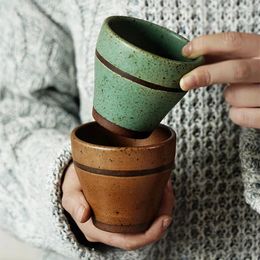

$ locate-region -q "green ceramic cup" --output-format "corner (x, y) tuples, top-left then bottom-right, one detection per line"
(93, 16), (204, 138)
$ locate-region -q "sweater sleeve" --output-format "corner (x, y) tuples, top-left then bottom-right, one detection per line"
(0, 1), (152, 259)
(0, 0), (83, 258)
(240, 127), (260, 214)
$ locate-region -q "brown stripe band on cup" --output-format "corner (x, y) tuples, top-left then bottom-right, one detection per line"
(92, 108), (151, 139)
(74, 160), (174, 177)
(93, 218), (150, 233)
(95, 50), (184, 93)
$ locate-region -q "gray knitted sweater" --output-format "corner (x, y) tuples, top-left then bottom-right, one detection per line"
(1, 0), (260, 259)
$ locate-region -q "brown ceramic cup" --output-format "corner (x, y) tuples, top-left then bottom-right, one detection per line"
(71, 121), (176, 233)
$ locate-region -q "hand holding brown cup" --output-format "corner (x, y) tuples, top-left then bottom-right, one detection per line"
(62, 161), (175, 250)
(70, 122), (176, 234)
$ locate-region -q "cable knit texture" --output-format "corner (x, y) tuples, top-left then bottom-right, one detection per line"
(0, 0), (260, 259)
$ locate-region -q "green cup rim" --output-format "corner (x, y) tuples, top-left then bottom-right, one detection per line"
(104, 15), (204, 66)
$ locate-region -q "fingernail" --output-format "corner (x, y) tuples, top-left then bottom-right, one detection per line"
(180, 74), (196, 90)
(182, 43), (192, 57)
(77, 205), (86, 222)
(162, 217), (172, 230)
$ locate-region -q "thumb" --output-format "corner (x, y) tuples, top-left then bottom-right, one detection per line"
(62, 190), (91, 223)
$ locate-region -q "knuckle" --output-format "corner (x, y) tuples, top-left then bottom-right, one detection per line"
(123, 241), (136, 251)
(223, 32), (243, 49)
(224, 86), (235, 104)
(234, 61), (251, 81)
(231, 109), (248, 125)
(120, 236), (140, 251)
(84, 234), (96, 242)
(61, 195), (78, 218)
(195, 68), (211, 86)
(61, 196), (70, 210)
(192, 36), (208, 52)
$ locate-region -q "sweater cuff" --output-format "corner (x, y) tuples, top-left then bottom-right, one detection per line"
(240, 128), (260, 214)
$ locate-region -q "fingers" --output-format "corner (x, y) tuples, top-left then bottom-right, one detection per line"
(224, 84), (260, 128)
(182, 32), (260, 59)
(224, 84), (260, 107)
(78, 178), (174, 250)
(180, 59), (260, 90)
(157, 178), (175, 216)
(65, 166), (174, 250)
(62, 163), (81, 192)
(79, 215), (172, 251)
(62, 190), (91, 223)
(180, 32), (260, 129)
(62, 163), (91, 223)
(229, 107), (260, 129)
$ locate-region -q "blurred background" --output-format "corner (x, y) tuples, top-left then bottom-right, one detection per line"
(0, 229), (44, 260)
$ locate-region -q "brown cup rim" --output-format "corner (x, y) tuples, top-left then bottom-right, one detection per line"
(71, 121), (175, 151)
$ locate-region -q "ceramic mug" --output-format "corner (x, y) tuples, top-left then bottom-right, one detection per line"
(71, 121), (176, 233)
(93, 16), (204, 138)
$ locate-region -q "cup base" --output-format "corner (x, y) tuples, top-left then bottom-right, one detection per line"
(92, 108), (152, 139)
(93, 218), (151, 233)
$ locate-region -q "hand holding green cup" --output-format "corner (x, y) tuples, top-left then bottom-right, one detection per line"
(93, 16), (204, 138)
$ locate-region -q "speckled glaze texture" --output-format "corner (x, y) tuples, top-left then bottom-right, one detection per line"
(71, 122), (176, 233)
(93, 16), (204, 135)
